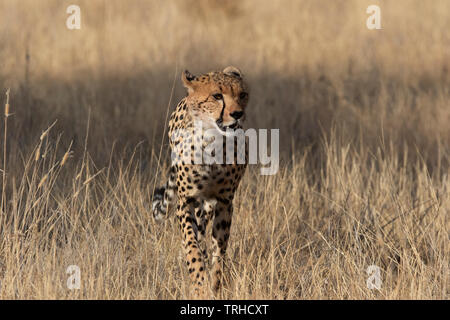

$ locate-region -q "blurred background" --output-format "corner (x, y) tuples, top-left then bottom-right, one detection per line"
(1, 0), (449, 172)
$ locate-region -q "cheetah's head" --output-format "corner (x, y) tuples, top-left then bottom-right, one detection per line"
(182, 66), (249, 133)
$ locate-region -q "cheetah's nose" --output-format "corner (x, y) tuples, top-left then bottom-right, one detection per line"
(230, 111), (244, 120)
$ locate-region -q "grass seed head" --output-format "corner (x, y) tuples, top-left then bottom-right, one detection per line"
(37, 174), (49, 189)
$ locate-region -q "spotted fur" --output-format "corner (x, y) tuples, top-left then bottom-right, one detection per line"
(152, 66), (249, 297)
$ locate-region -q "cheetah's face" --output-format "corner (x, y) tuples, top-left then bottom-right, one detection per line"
(182, 66), (249, 132)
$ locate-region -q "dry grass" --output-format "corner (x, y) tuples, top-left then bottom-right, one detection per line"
(0, 0), (448, 299)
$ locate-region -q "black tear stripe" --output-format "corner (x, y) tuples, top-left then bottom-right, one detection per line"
(217, 85), (226, 124)
(218, 97), (226, 125)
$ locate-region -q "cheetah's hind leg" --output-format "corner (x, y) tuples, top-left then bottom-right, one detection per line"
(152, 166), (177, 222)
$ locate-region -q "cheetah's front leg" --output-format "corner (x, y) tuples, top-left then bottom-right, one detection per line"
(177, 197), (208, 298)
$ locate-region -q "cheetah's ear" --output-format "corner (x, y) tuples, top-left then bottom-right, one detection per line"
(223, 66), (242, 79)
(181, 70), (196, 94)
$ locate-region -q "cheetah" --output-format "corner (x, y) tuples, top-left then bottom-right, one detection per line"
(152, 66), (249, 297)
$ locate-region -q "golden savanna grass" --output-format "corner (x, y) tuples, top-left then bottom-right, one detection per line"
(0, 0), (448, 299)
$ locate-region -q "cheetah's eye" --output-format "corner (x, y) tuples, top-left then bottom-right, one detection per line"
(239, 92), (248, 100)
(212, 93), (223, 100)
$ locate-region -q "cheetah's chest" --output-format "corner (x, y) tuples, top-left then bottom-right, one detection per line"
(168, 98), (247, 199)
(176, 162), (246, 199)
